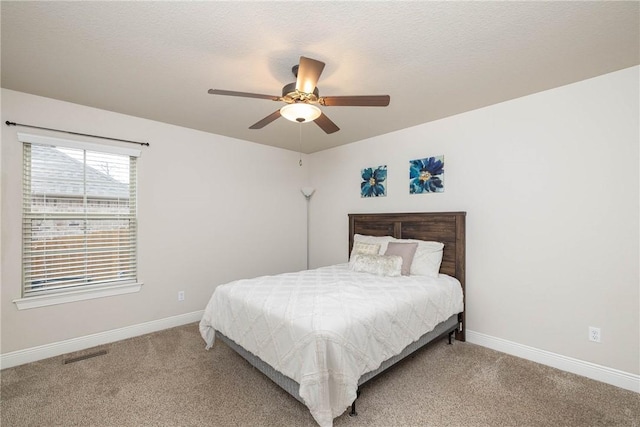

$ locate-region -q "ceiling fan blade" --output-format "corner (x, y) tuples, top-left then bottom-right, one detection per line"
(314, 112), (340, 134)
(320, 95), (390, 107)
(296, 57), (325, 94)
(249, 110), (282, 129)
(208, 89), (280, 101)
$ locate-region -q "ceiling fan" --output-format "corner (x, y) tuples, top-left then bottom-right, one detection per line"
(208, 56), (390, 134)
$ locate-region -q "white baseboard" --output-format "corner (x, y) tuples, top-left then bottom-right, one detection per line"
(1, 310), (204, 370)
(466, 330), (639, 393)
(3, 318), (637, 394)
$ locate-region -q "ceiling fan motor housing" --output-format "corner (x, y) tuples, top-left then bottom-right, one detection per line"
(282, 82), (319, 103)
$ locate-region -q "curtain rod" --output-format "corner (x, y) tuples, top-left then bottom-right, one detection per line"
(5, 121), (150, 147)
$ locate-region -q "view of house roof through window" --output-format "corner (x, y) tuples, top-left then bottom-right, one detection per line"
(22, 142), (138, 298)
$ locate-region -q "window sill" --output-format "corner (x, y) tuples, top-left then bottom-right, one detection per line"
(13, 282), (143, 310)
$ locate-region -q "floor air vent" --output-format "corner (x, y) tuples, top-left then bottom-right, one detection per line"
(63, 349), (108, 364)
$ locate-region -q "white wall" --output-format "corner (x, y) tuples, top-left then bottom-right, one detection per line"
(307, 66), (639, 375)
(2, 66), (638, 380)
(1, 89), (309, 354)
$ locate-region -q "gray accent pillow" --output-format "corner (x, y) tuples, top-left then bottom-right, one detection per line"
(384, 242), (418, 276)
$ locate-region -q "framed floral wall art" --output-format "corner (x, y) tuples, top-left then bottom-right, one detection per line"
(361, 165), (387, 198)
(409, 156), (444, 194)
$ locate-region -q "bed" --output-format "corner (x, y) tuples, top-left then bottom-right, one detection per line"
(200, 211), (466, 427)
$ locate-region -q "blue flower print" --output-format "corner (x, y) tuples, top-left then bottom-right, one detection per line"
(361, 166), (387, 197)
(410, 156), (444, 194)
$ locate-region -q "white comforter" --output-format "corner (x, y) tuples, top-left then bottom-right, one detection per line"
(199, 264), (463, 427)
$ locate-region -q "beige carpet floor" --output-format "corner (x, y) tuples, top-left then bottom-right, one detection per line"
(1, 323), (638, 427)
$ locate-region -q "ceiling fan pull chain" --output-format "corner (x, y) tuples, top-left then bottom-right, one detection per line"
(299, 122), (303, 166)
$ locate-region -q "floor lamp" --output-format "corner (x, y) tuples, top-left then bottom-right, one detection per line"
(301, 187), (315, 270)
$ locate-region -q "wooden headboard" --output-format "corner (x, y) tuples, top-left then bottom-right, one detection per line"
(348, 211), (466, 340)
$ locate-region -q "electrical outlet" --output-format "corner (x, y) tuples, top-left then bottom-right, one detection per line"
(589, 326), (601, 343)
(178, 291), (185, 302)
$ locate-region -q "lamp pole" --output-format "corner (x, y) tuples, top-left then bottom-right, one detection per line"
(301, 187), (315, 270)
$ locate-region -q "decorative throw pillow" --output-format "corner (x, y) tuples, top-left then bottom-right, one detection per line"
(353, 235), (444, 276)
(390, 239), (444, 277)
(351, 241), (381, 256)
(350, 254), (402, 277)
(384, 242), (418, 276)
(349, 241), (382, 266)
(353, 234), (394, 254)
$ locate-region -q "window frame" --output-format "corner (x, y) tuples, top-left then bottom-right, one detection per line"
(14, 133), (143, 310)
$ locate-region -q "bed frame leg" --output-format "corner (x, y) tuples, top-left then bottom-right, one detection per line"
(349, 389), (361, 417)
(448, 330), (455, 345)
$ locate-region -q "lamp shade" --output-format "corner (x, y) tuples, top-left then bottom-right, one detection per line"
(280, 103), (321, 123)
(301, 187), (316, 198)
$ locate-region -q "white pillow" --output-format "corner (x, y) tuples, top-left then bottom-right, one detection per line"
(350, 254), (402, 277)
(390, 238), (444, 277)
(353, 234), (394, 254)
(353, 234), (444, 277)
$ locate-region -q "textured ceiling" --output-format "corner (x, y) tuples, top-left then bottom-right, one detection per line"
(2, 1), (638, 153)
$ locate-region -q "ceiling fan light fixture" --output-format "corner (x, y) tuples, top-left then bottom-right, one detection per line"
(280, 103), (321, 123)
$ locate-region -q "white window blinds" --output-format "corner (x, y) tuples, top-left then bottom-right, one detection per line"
(20, 133), (140, 297)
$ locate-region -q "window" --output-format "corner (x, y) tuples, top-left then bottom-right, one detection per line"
(16, 133), (141, 309)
